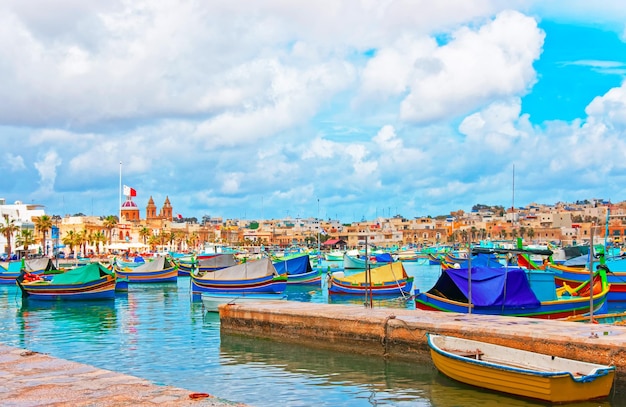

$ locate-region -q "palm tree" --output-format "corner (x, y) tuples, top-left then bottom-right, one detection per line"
(91, 231), (107, 255)
(34, 215), (53, 255)
(15, 229), (36, 258)
(139, 227), (151, 245)
(62, 230), (79, 257)
(148, 234), (159, 252)
(76, 229), (89, 257)
(103, 215), (118, 244)
(0, 216), (20, 256)
(187, 232), (199, 252)
(167, 231), (176, 250)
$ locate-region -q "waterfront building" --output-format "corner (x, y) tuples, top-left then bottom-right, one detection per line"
(0, 198), (46, 256)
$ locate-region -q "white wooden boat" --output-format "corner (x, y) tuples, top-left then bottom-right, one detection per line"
(201, 292), (287, 312)
(427, 333), (615, 403)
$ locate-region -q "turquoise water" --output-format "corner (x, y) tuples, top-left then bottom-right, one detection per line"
(0, 263), (625, 406)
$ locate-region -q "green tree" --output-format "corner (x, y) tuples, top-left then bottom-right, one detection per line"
(34, 215), (53, 254)
(103, 215), (118, 244)
(91, 231), (107, 255)
(0, 216), (20, 256)
(139, 227), (151, 245)
(15, 229), (36, 258)
(62, 230), (79, 257)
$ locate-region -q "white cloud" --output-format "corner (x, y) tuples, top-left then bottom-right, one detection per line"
(220, 173), (243, 195)
(459, 98), (530, 153)
(399, 10), (544, 123)
(4, 2), (626, 221)
(4, 153), (26, 172)
(585, 81), (626, 129)
(33, 150), (62, 195)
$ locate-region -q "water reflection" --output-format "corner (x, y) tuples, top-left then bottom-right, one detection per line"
(16, 299), (118, 350)
(430, 373), (614, 407)
(219, 332), (430, 406)
(219, 333), (622, 407)
(0, 268), (624, 407)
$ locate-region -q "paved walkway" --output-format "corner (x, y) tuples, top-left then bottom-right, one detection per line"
(0, 344), (244, 406)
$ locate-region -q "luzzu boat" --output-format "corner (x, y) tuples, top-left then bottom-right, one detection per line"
(550, 262), (626, 302)
(115, 255), (178, 283)
(177, 253), (238, 276)
(190, 258), (287, 298)
(328, 261), (413, 296)
(16, 262), (117, 301)
(0, 258), (62, 284)
(342, 252), (392, 270)
(273, 254), (322, 285)
(415, 264), (609, 319)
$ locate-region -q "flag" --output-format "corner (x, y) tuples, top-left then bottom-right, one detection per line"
(177, 214), (183, 219)
(123, 185), (137, 197)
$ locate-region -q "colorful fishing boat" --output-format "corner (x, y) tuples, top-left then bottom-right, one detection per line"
(115, 255), (178, 283)
(328, 261), (413, 296)
(16, 262), (117, 301)
(0, 258), (61, 284)
(426, 253), (442, 265)
(190, 258), (287, 297)
(395, 250), (419, 262)
(415, 265), (609, 319)
(550, 263), (626, 302)
(273, 254), (322, 285)
(342, 253), (392, 269)
(177, 253), (238, 276)
(324, 250), (344, 261)
(201, 292), (287, 312)
(427, 333), (615, 403)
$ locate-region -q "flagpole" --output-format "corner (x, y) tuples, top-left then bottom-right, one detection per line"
(119, 161), (122, 221)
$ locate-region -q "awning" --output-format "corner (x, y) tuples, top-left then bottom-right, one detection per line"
(105, 242), (149, 250)
(15, 245), (38, 251)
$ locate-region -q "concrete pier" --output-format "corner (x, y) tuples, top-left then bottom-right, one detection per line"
(220, 301), (626, 381)
(0, 344), (243, 406)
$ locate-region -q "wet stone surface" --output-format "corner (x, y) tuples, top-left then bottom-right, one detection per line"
(0, 344), (245, 406)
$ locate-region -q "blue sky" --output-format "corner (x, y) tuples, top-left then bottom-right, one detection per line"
(2, 1), (626, 223)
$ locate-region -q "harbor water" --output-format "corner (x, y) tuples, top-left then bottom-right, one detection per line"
(0, 262), (625, 406)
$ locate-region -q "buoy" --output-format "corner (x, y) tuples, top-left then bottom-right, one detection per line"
(189, 393), (212, 399)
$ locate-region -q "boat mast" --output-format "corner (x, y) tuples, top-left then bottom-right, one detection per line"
(317, 198), (320, 259)
(512, 164), (515, 227)
(467, 233), (472, 315)
(589, 225), (595, 322)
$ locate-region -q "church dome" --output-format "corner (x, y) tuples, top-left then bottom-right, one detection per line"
(121, 200), (138, 209)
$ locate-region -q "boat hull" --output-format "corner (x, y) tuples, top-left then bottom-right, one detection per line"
(286, 269), (323, 285)
(428, 334), (615, 403)
(17, 276), (116, 301)
(191, 274), (287, 296)
(415, 289), (608, 318)
(329, 277), (413, 295)
(551, 263), (626, 302)
(115, 267), (178, 283)
(328, 262), (414, 296)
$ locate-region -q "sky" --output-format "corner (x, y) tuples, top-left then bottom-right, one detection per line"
(2, 1), (626, 223)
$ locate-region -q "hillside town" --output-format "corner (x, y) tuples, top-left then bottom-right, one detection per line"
(1, 195), (626, 259)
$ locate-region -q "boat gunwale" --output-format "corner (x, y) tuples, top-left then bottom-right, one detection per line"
(427, 333), (615, 383)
